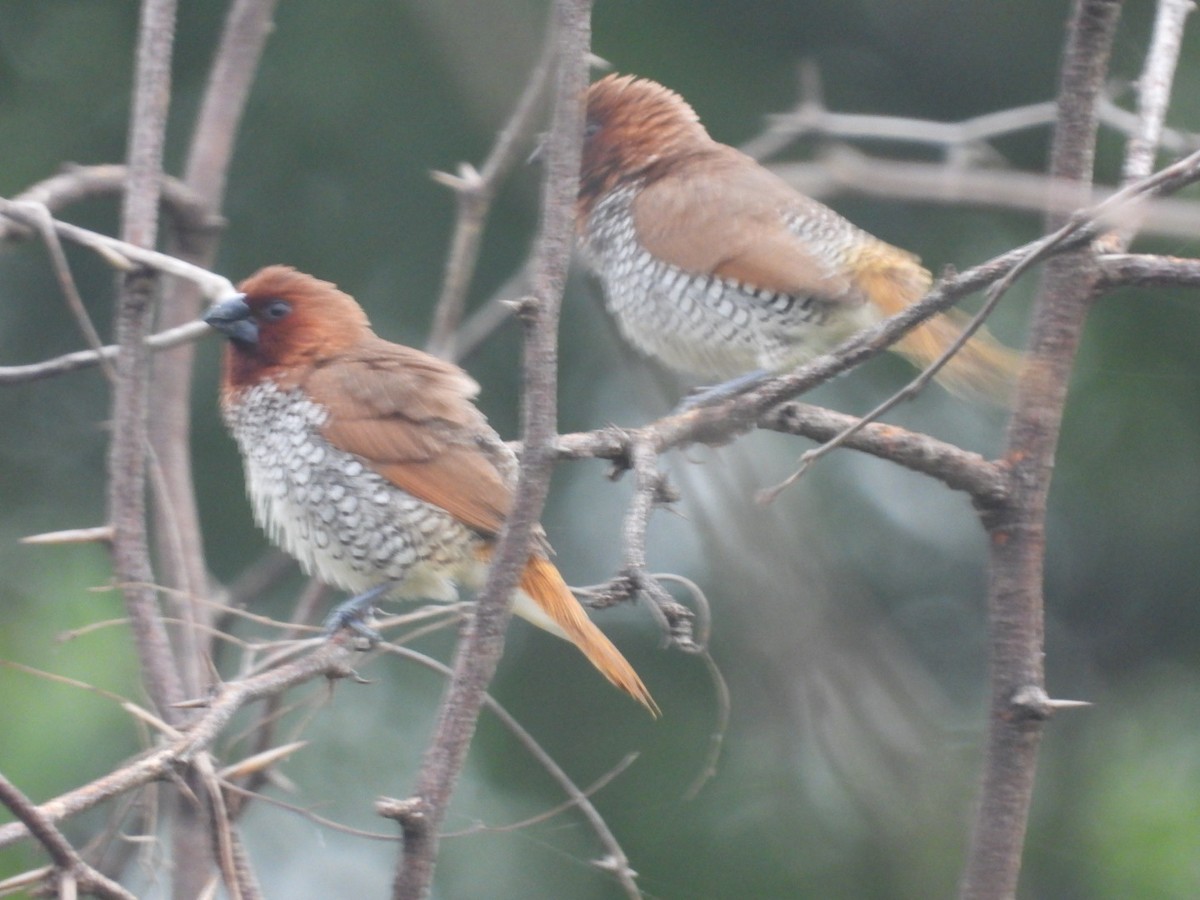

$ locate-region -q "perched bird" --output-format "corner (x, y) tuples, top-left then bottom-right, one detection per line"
(204, 265), (657, 714)
(577, 73), (1018, 402)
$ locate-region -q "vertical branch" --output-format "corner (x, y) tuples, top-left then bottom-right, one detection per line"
(1120, 0), (1191, 186)
(150, 0), (279, 696)
(110, 0), (184, 720)
(151, 5), (277, 895)
(960, 2), (1123, 898)
(110, 4), (245, 898)
(1099, 0), (1192, 250)
(391, 2), (592, 898)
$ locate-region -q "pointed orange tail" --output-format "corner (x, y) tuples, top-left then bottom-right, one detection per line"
(513, 554), (659, 716)
(853, 246), (1022, 402)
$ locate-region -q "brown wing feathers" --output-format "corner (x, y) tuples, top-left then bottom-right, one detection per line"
(301, 331), (656, 712)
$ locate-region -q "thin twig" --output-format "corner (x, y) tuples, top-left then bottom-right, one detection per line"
(426, 32), (557, 358)
(771, 148), (1200, 239)
(384, 645), (641, 899)
(758, 402), (1009, 504)
(0, 199), (235, 297)
(0, 640), (356, 851)
(0, 318), (212, 385)
(1099, 0), (1194, 250)
(742, 58), (1198, 162)
(444, 755), (640, 837)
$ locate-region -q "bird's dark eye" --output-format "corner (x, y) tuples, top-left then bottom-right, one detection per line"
(262, 300), (291, 321)
(584, 118), (601, 139)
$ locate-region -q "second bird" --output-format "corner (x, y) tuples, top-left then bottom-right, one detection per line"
(576, 74), (1017, 400)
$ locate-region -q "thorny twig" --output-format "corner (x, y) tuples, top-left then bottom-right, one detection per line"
(0, 640), (357, 850)
(961, 1), (1124, 897)
(0, 772), (136, 900)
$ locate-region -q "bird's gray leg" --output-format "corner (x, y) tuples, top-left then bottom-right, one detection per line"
(323, 582), (395, 643)
(676, 369), (772, 412)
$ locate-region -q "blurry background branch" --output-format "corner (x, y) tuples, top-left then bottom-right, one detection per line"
(741, 58), (1200, 162)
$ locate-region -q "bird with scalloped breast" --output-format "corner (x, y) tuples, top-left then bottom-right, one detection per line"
(576, 73), (1019, 404)
(203, 265), (657, 714)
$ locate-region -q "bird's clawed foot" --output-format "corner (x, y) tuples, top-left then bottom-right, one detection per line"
(323, 582), (394, 645)
(675, 369), (772, 413)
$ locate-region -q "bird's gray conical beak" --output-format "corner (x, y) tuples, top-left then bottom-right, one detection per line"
(203, 294), (257, 346)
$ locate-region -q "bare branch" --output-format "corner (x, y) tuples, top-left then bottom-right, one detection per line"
(148, 0), (280, 697)
(0, 198), (235, 298)
(617, 440), (693, 649)
(0, 163), (220, 242)
(109, 0), (184, 722)
(0, 640), (356, 851)
(960, 2), (1124, 897)
(1119, 0), (1193, 186)
(744, 58), (1198, 162)
(393, 4), (592, 897)
(1099, 0), (1194, 250)
(0, 772), (136, 900)
(773, 148), (1200, 240)
(759, 402), (1009, 504)
(1097, 251), (1200, 286)
(183, 0), (279, 203)
(426, 34), (557, 358)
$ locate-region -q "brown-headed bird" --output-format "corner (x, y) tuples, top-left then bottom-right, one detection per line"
(204, 265), (657, 714)
(577, 73), (1018, 403)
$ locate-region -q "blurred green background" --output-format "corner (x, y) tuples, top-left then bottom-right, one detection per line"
(2, 1), (1199, 897)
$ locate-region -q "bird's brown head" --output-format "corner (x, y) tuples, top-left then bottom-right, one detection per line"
(204, 265), (371, 392)
(578, 74), (712, 221)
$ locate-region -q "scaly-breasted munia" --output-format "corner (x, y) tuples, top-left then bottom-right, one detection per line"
(577, 73), (1017, 400)
(204, 265), (656, 713)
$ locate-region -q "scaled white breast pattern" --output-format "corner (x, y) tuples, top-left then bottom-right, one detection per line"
(581, 184), (878, 378)
(224, 381), (483, 603)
